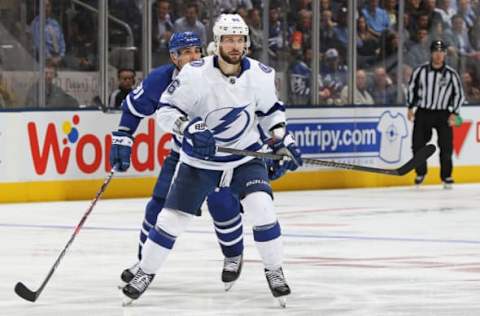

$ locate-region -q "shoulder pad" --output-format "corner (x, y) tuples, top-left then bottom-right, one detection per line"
(190, 59), (205, 67)
(258, 62), (272, 73)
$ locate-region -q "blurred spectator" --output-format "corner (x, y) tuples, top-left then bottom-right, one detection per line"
(290, 0), (312, 17)
(406, 0), (422, 20)
(462, 69), (480, 103)
(215, 0), (253, 14)
(64, 12), (97, 70)
(152, 0), (174, 66)
(406, 28), (430, 67)
(320, 0), (332, 11)
(369, 66), (397, 105)
(402, 12), (414, 47)
(435, 0), (456, 27)
(268, 6), (286, 61)
(174, 2), (207, 45)
(357, 15), (380, 67)
(333, 5), (348, 48)
(449, 14), (480, 62)
(458, 0), (477, 28)
(30, 0), (66, 66)
(109, 0), (142, 45)
(361, 0), (390, 37)
(421, 0), (444, 28)
(340, 69), (374, 105)
(469, 16), (480, 50)
(382, 0), (398, 29)
(0, 71), (16, 108)
(430, 19), (453, 42)
(319, 48), (347, 105)
(25, 60), (79, 108)
(319, 10), (338, 53)
(236, 4), (249, 21)
(289, 46), (312, 105)
(289, 9), (312, 53)
(398, 64), (413, 103)
(378, 31), (406, 75)
(246, 7), (264, 60)
(415, 13), (431, 32)
(108, 68), (136, 110)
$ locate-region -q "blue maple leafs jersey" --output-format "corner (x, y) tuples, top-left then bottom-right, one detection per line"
(119, 63), (182, 150)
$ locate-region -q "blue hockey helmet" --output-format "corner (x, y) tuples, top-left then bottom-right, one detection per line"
(168, 32), (202, 54)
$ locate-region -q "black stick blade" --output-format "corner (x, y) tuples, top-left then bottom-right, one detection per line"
(396, 144), (436, 176)
(15, 282), (38, 302)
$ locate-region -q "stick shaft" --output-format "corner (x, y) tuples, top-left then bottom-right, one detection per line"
(217, 144), (435, 176)
(14, 167), (116, 302)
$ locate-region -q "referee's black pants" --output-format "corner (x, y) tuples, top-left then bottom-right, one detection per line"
(412, 108), (453, 180)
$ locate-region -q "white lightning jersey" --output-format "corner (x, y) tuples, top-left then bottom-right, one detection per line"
(157, 55), (286, 170)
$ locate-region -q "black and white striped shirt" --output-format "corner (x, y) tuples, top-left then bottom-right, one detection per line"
(407, 62), (464, 114)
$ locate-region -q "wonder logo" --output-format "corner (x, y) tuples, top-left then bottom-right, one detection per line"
(27, 116), (171, 175)
(62, 115), (80, 143)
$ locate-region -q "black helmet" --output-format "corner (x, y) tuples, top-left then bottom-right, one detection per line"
(430, 40), (447, 52)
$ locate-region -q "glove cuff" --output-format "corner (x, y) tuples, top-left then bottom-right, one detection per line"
(112, 131), (134, 146)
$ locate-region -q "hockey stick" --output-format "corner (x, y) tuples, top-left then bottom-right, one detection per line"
(217, 144), (436, 176)
(14, 166), (118, 302)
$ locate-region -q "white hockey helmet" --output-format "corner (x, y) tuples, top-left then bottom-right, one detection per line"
(213, 14), (250, 56)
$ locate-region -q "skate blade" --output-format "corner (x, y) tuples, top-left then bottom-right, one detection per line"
(277, 296), (287, 308)
(117, 280), (128, 290)
(224, 281), (235, 292)
(122, 296), (135, 307)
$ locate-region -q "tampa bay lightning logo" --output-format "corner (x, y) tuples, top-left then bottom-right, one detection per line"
(206, 105), (251, 142)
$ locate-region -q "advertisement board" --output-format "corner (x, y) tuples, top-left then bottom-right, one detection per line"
(1, 106), (479, 202)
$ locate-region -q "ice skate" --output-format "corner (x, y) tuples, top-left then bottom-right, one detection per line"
(414, 175), (425, 188)
(265, 267), (290, 308)
(119, 262), (140, 286)
(222, 254), (243, 291)
(121, 267), (154, 306)
(443, 177), (454, 189)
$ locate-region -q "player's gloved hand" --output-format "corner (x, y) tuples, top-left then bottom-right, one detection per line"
(270, 133), (303, 171)
(265, 158), (288, 180)
(110, 131), (134, 171)
(183, 117), (217, 160)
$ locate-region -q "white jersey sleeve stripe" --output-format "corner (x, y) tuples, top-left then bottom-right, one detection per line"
(126, 95), (149, 118)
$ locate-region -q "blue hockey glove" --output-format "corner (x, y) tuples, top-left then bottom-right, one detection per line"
(265, 158), (288, 180)
(110, 131), (134, 171)
(270, 133), (303, 171)
(183, 117), (216, 160)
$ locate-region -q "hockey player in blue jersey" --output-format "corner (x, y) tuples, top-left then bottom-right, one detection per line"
(122, 15), (303, 308)
(110, 32), (260, 291)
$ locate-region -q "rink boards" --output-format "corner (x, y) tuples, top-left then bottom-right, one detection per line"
(1, 106), (479, 202)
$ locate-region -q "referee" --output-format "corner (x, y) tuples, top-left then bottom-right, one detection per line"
(406, 40), (465, 189)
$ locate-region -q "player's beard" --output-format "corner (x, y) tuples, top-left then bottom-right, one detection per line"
(219, 46), (242, 65)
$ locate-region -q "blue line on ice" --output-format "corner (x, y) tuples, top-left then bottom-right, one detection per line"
(1, 222), (479, 245)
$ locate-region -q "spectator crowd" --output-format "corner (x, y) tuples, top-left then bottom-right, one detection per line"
(1, 0), (480, 108)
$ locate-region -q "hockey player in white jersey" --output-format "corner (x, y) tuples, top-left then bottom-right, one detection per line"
(110, 32), (253, 291)
(122, 14), (303, 308)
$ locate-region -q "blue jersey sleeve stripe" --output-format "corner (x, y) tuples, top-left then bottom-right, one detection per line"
(255, 102), (285, 117)
(158, 102), (189, 116)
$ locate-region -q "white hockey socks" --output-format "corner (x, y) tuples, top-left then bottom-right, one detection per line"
(140, 208), (193, 274)
(242, 192), (284, 270)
